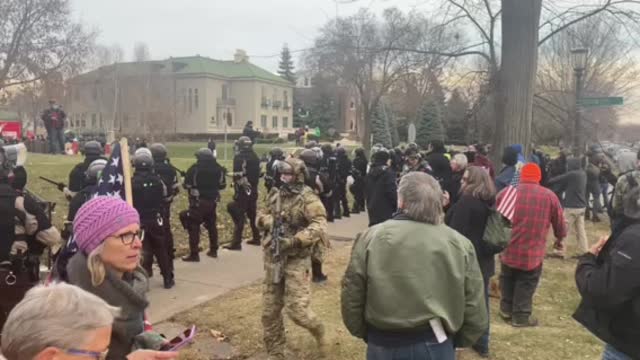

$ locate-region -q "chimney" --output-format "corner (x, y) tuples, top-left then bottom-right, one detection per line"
(234, 49), (249, 63)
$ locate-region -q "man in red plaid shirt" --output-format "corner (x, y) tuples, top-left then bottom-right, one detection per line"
(499, 163), (567, 327)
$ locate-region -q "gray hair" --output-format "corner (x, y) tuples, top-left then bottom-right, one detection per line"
(398, 172), (443, 224)
(452, 153), (468, 169)
(1, 283), (120, 360)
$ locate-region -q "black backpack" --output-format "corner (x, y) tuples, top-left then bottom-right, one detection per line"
(0, 184), (17, 264)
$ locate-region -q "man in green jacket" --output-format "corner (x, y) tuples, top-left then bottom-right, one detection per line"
(341, 172), (488, 360)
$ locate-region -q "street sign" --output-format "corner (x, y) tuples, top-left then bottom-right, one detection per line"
(408, 123), (416, 143)
(578, 97), (623, 108)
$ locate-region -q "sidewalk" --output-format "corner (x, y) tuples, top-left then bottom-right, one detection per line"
(147, 212), (368, 323)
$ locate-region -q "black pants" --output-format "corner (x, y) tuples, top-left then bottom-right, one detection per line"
(161, 203), (174, 267)
(499, 264), (542, 321)
(227, 192), (259, 247)
(180, 198), (218, 255)
(334, 181), (349, 218)
(142, 220), (172, 279)
(350, 178), (365, 211)
(322, 194), (334, 222)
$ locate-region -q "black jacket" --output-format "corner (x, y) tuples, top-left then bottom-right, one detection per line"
(233, 150), (261, 188)
(153, 161), (179, 202)
(445, 194), (495, 280)
(573, 222), (640, 359)
(336, 155), (352, 184)
(425, 152), (452, 190)
(365, 165), (397, 227)
(447, 170), (464, 206)
(548, 158), (587, 209)
(352, 155), (368, 179)
(132, 170), (165, 224)
(184, 159), (223, 201)
(68, 155), (105, 192)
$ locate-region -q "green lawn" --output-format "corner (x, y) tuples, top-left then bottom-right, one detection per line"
(23, 142), (302, 257)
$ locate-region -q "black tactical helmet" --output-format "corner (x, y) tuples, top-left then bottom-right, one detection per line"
(195, 148), (215, 161)
(321, 144), (333, 155)
(237, 136), (253, 151)
(83, 140), (103, 157)
(85, 159), (108, 183)
(305, 140), (318, 149)
(150, 143), (168, 161)
(270, 147), (284, 159)
(299, 149), (319, 166)
(336, 147), (347, 156)
(354, 147), (365, 157)
(407, 142), (419, 151)
(133, 148), (154, 169)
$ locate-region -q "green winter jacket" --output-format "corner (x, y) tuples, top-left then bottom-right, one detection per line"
(340, 215), (488, 347)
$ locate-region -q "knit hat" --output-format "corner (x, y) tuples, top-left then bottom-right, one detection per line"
(520, 163), (542, 183)
(73, 196), (140, 254)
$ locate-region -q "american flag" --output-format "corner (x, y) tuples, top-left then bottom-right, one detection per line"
(497, 185), (517, 222)
(94, 142), (125, 200)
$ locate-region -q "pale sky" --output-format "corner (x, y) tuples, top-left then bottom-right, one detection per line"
(71, 0), (429, 72)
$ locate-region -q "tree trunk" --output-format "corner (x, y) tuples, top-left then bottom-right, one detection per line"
(362, 104), (372, 149)
(493, 0), (542, 161)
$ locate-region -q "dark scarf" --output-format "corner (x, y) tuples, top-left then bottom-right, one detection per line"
(67, 252), (149, 359)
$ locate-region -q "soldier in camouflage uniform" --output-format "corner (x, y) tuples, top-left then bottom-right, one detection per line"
(611, 150), (640, 231)
(257, 158), (328, 360)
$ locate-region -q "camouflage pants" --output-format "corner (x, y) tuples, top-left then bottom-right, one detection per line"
(262, 256), (325, 360)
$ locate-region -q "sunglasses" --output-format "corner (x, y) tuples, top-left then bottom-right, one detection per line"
(63, 348), (109, 360)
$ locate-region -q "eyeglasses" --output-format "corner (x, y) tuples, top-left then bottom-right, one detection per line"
(115, 230), (144, 245)
(63, 348), (109, 360)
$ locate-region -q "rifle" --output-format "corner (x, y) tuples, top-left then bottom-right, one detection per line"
(170, 164), (186, 177)
(39, 176), (66, 192)
(270, 191), (285, 284)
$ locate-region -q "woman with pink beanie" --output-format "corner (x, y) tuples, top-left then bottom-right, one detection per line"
(66, 196), (158, 359)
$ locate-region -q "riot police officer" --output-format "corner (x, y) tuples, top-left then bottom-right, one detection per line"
(226, 136), (261, 250)
(265, 147), (285, 192)
(67, 159), (107, 223)
(66, 140), (104, 200)
(131, 149), (174, 289)
(150, 143), (180, 265)
(350, 148), (368, 214)
(319, 144), (337, 222)
(180, 148), (225, 261)
(334, 146), (351, 218)
(299, 149), (329, 283)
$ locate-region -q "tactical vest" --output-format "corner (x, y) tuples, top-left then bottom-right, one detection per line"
(132, 172), (164, 223)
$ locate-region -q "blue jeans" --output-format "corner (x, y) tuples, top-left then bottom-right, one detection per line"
(602, 344), (631, 360)
(473, 279), (490, 353)
(47, 127), (65, 154)
(367, 338), (455, 360)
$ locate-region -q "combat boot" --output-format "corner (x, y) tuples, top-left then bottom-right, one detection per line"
(182, 253), (200, 262)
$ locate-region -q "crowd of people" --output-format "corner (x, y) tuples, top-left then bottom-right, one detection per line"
(2, 132), (640, 359)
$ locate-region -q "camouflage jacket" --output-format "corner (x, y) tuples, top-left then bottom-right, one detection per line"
(257, 184), (328, 260)
(612, 170), (640, 217)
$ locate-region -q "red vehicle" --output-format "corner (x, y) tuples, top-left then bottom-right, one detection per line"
(0, 111), (22, 140)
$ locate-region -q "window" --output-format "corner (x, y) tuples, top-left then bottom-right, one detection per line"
(91, 114), (97, 127)
(272, 116), (278, 128)
(99, 113), (103, 128)
(304, 77), (309, 87)
(188, 89), (192, 113)
(81, 113), (86, 128)
(194, 89), (199, 109)
(350, 100), (355, 110)
(261, 115), (267, 128)
(210, 116), (216, 126)
(222, 84), (229, 100)
(283, 91), (289, 108)
(282, 117), (288, 128)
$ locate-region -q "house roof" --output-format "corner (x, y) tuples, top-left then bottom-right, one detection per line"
(72, 56), (293, 86)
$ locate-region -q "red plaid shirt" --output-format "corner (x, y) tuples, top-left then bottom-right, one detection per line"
(500, 181), (567, 271)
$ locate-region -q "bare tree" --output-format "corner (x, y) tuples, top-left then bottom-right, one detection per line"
(133, 42), (151, 62)
(110, 43), (125, 63)
(305, 8), (458, 148)
(0, 0), (96, 90)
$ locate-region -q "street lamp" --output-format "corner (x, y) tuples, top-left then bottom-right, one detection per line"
(571, 48), (588, 156)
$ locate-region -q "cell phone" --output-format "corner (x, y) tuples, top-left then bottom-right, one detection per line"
(159, 325), (197, 351)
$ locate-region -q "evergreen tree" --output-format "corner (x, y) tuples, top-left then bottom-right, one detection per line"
(445, 89), (469, 144)
(277, 44), (296, 84)
(307, 92), (335, 136)
(292, 97), (304, 128)
(428, 72), (447, 127)
(416, 98), (445, 149)
(371, 102), (393, 148)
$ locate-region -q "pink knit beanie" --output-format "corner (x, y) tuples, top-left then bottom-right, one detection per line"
(73, 196), (140, 254)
